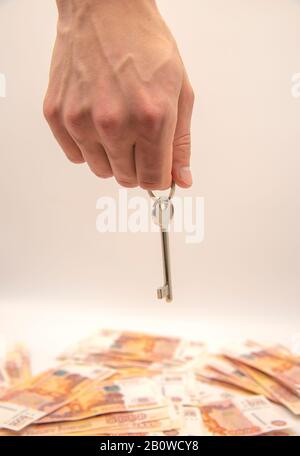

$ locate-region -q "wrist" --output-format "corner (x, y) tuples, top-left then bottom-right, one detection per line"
(56, 0), (158, 21)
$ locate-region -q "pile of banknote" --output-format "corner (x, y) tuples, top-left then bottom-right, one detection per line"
(0, 330), (299, 436)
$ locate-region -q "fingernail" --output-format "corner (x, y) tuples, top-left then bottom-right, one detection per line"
(179, 166), (193, 186)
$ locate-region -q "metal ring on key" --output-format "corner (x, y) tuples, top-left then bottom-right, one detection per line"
(147, 181), (175, 200)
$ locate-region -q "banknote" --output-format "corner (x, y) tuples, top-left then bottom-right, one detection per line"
(158, 372), (196, 404)
(192, 378), (246, 405)
(197, 367), (269, 398)
(64, 420), (180, 436)
(98, 429), (182, 436)
(59, 330), (122, 359)
(100, 331), (196, 363)
(39, 376), (165, 423)
(91, 417), (181, 436)
(249, 341), (300, 365)
(90, 402), (180, 436)
(261, 429), (298, 436)
(172, 382), (290, 436)
(1, 332), (298, 437)
(81, 405), (180, 436)
(112, 366), (157, 379)
(0, 406), (172, 436)
(197, 376), (254, 398)
(92, 430), (181, 436)
(232, 361), (300, 415)
(196, 356), (268, 397)
(1, 343), (31, 394)
(59, 330), (205, 365)
(0, 367), (9, 397)
(198, 395), (290, 436)
(0, 367), (8, 386)
(5, 343), (31, 386)
(179, 406), (204, 435)
(0, 363), (114, 431)
(223, 343), (300, 396)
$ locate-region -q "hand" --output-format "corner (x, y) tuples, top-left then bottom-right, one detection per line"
(44, 0), (194, 190)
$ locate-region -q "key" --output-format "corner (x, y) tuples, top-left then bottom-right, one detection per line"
(149, 183), (175, 303)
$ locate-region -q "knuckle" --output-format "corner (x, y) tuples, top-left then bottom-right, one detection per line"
(93, 111), (122, 135)
(139, 180), (158, 190)
(139, 180), (169, 191)
(173, 133), (191, 149)
(91, 168), (113, 179)
(138, 170), (170, 190)
(116, 178), (137, 188)
(186, 85), (195, 105)
(67, 155), (85, 165)
(64, 109), (85, 131)
(64, 151), (85, 164)
(43, 98), (61, 123)
(137, 104), (167, 131)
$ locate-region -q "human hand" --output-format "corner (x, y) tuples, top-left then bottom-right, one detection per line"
(44, 0), (194, 190)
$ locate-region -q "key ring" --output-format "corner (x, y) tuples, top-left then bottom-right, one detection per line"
(147, 181), (175, 200)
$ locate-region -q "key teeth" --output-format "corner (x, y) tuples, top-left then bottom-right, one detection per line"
(157, 285), (169, 300)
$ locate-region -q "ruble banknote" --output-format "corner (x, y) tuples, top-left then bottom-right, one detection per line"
(0, 405), (173, 436)
(196, 356), (269, 397)
(0, 363), (114, 431)
(223, 343), (300, 397)
(230, 361), (300, 415)
(39, 376), (165, 423)
(59, 330), (205, 366)
(198, 395), (290, 436)
(1, 331), (299, 436)
(5, 343), (31, 386)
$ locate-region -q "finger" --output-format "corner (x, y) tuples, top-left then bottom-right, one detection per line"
(172, 73), (195, 188)
(92, 111), (137, 187)
(63, 107), (113, 178)
(135, 107), (176, 190)
(81, 142), (113, 179)
(43, 102), (85, 164)
(106, 143), (137, 188)
(135, 140), (173, 190)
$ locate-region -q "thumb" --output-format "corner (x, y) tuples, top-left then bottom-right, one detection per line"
(172, 72), (195, 188)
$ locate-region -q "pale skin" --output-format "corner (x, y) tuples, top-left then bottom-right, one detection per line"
(44, 0), (194, 190)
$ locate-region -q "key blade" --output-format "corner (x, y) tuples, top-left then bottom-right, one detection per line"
(160, 231), (173, 301)
(157, 285), (172, 302)
(157, 284), (169, 300)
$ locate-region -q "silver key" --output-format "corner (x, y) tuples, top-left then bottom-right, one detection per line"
(149, 183), (175, 303)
